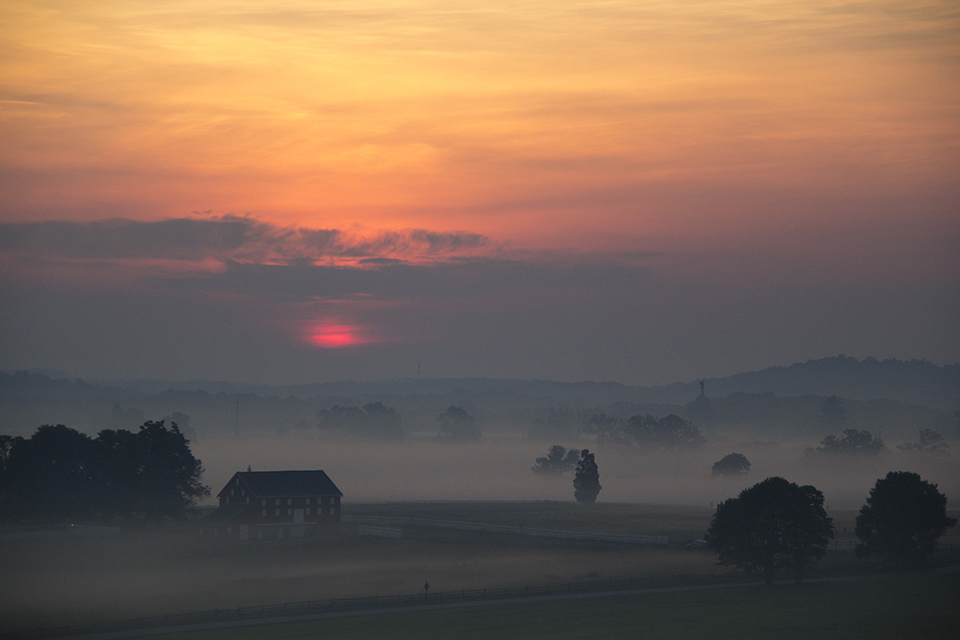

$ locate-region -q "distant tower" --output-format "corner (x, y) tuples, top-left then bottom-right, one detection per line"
(699, 380), (705, 397)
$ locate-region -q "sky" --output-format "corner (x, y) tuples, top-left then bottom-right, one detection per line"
(1, 0), (958, 386)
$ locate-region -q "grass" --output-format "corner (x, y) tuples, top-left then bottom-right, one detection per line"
(1, 502), (956, 635)
(156, 571), (960, 640)
(344, 500), (715, 541)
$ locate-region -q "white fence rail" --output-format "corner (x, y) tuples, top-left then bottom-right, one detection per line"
(343, 515), (667, 545)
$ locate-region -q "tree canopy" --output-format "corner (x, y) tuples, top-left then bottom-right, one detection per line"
(624, 414), (706, 450)
(573, 449), (601, 504)
(897, 429), (948, 455)
(855, 471), (957, 563)
(711, 453), (751, 476)
(705, 477), (834, 584)
(531, 445), (580, 475)
(317, 402), (404, 440)
(435, 406), (480, 442)
(0, 421), (208, 523)
(812, 429), (884, 456)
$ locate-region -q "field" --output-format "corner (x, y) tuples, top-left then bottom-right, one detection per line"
(1, 501), (957, 636)
(159, 572), (960, 640)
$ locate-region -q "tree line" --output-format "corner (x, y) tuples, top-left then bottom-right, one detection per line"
(531, 444), (955, 584)
(706, 471), (956, 584)
(0, 422), (208, 523)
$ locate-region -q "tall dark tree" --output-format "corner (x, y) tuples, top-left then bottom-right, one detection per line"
(705, 477), (834, 584)
(134, 420), (209, 519)
(93, 428), (141, 518)
(855, 471), (957, 563)
(573, 449), (601, 504)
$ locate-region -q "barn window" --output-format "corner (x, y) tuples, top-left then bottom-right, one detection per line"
(306, 498), (311, 505)
(275, 509), (280, 516)
(261, 509), (266, 516)
(305, 508), (311, 515)
(287, 499), (292, 505)
(235, 479), (239, 486)
(275, 499), (280, 505)
(261, 499), (266, 506)
(287, 508), (292, 515)
(241, 490), (245, 496)
(246, 497), (250, 504)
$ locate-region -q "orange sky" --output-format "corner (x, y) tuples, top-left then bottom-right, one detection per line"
(1, 1), (958, 383)
(3, 1), (957, 244)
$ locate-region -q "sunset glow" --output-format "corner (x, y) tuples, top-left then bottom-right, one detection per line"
(0, 0), (957, 384)
(306, 323), (371, 349)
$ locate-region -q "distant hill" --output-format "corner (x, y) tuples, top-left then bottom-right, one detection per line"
(85, 355), (960, 410)
(653, 356), (959, 410)
(1, 356), (956, 439)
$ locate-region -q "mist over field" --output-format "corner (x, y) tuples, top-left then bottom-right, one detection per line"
(195, 431), (959, 510)
(3, 358), (959, 636)
(4, 356), (959, 511)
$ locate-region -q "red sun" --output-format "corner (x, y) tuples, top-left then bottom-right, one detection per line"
(306, 323), (370, 349)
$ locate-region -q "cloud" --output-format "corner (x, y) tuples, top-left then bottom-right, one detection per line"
(0, 217), (490, 265)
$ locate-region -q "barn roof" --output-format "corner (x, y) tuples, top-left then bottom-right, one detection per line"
(225, 470), (343, 498)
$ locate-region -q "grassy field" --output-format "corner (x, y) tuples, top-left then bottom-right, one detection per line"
(157, 572), (960, 640)
(1, 501), (956, 635)
(345, 501), (715, 540)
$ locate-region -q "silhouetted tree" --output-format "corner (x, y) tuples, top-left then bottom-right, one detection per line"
(813, 429), (884, 456)
(131, 420), (209, 519)
(712, 453), (751, 476)
(584, 413), (625, 444)
(435, 406), (480, 442)
(819, 395), (847, 429)
(855, 471), (957, 563)
(705, 477), (833, 584)
(0, 422), (207, 522)
(316, 403), (404, 440)
(361, 402), (404, 440)
(624, 414), (705, 450)
(897, 429), (948, 455)
(532, 445), (581, 475)
(573, 449), (601, 504)
(527, 407), (589, 441)
(93, 428), (141, 518)
(0, 425), (98, 521)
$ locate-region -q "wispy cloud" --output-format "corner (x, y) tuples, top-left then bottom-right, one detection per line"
(0, 216), (490, 266)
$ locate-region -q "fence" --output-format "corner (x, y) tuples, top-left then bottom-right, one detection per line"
(342, 515), (668, 545)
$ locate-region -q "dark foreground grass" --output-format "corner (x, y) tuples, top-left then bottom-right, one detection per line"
(159, 571), (959, 640)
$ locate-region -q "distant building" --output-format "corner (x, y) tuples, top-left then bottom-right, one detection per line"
(200, 470), (342, 541)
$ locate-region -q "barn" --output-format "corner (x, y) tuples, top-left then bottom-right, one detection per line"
(200, 470), (342, 540)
